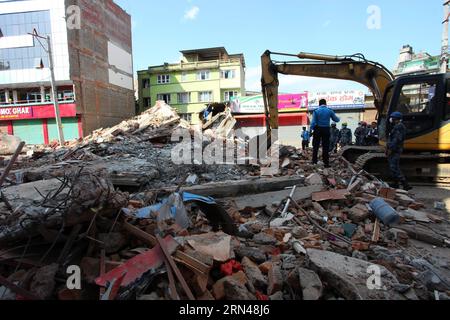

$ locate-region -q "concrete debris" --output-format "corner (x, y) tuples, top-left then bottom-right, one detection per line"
(298, 267), (323, 300)
(0, 111), (448, 301)
(307, 249), (405, 300)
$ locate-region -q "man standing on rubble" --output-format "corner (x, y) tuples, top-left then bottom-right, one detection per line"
(386, 112), (412, 191)
(355, 122), (368, 146)
(301, 127), (311, 151)
(310, 99), (340, 168)
(330, 123), (340, 153)
(339, 123), (352, 148)
(366, 121), (379, 146)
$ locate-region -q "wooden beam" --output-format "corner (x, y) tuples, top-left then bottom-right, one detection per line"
(156, 235), (195, 300)
(123, 220), (157, 247)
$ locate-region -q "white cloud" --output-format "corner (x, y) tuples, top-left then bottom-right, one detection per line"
(245, 65), (368, 94)
(184, 6), (200, 20)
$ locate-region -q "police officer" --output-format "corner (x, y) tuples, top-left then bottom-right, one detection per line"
(329, 123), (340, 153)
(339, 123), (352, 147)
(386, 112), (411, 191)
(355, 122), (368, 146)
(310, 99), (340, 167)
(365, 122), (379, 146)
(301, 127), (311, 151)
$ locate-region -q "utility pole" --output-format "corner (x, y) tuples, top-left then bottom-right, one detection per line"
(441, 0), (450, 73)
(29, 30), (65, 146)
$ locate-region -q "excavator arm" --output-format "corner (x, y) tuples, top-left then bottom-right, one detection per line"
(261, 50), (395, 135)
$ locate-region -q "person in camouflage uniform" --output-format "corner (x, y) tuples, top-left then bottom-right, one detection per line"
(339, 123), (352, 147)
(386, 112), (412, 191)
(329, 123), (340, 152)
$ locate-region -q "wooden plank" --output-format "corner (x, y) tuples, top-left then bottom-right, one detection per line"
(174, 250), (211, 276)
(156, 235), (195, 301)
(123, 220), (157, 247)
(0, 141), (25, 188)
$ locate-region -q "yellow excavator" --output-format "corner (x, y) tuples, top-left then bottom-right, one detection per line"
(261, 50), (450, 182)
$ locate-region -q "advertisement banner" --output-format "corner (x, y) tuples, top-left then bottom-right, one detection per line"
(0, 106), (33, 120)
(231, 93), (308, 114)
(308, 90), (365, 110)
(0, 103), (77, 120)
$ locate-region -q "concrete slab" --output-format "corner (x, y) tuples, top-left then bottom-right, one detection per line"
(307, 249), (405, 300)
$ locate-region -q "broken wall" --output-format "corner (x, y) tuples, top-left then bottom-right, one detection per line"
(66, 0), (135, 136)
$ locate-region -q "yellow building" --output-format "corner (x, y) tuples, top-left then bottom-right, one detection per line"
(138, 47), (245, 123)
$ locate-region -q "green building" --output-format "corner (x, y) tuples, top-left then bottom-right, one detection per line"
(137, 47), (245, 123)
(393, 45), (441, 76)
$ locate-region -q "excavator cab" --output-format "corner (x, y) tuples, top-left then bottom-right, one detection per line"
(379, 73), (450, 151)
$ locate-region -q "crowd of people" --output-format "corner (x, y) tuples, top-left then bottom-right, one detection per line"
(301, 99), (410, 190)
(301, 120), (379, 153)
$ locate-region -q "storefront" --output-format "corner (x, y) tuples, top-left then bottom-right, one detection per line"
(0, 102), (82, 145)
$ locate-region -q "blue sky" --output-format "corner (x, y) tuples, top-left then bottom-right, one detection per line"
(115, 0), (445, 93)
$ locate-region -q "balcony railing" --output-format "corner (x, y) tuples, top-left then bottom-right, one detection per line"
(0, 98), (75, 107)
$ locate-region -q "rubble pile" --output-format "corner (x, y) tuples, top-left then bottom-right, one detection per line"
(0, 103), (449, 301)
(6, 102), (249, 189)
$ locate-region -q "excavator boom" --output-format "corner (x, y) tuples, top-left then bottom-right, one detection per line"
(261, 50), (395, 133)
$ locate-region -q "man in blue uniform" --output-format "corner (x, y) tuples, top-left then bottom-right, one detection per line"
(386, 112), (412, 191)
(310, 99), (340, 167)
(301, 127), (311, 151)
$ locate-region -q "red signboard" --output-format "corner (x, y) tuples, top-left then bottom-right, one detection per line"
(0, 103), (77, 120)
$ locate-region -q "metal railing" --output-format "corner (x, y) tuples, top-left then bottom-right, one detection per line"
(0, 98), (75, 107)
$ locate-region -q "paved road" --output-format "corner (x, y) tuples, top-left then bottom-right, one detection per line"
(410, 185), (450, 215)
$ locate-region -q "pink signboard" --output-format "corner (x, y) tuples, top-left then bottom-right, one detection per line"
(278, 93), (309, 111)
(0, 103), (77, 120)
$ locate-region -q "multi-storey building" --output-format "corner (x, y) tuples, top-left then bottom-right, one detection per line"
(138, 47), (245, 123)
(393, 45), (441, 76)
(0, 0), (134, 144)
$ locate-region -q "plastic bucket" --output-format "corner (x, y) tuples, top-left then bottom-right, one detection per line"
(369, 198), (400, 226)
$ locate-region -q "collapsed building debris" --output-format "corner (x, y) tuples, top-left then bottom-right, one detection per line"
(0, 101), (449, 300)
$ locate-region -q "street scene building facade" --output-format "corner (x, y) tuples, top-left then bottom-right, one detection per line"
(393, 45), (441, 76)
(138, 47), (245, 123)
(0, 0), (134, 144)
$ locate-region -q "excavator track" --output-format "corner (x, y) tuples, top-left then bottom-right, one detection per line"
(341, 147), (450, 183)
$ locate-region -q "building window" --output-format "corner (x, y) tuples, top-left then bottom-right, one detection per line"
(157, 75), (170, 84)
(143, 97), (151, 108)
(181, 72), (188, 82)
(177, 92), (191, 104)
(157, 93), (171, 104)
(142, 78), (150, 88)
(27, 92), (42, 103)
(224, 91), (238, 101)
(0, 10), (52, 71)
(221, 70), (236, 79)
(199, 91), (213, 103)
(197, 70), (210, 81)
(0, 91), (6, 105)
(180, 113), (192, 122)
